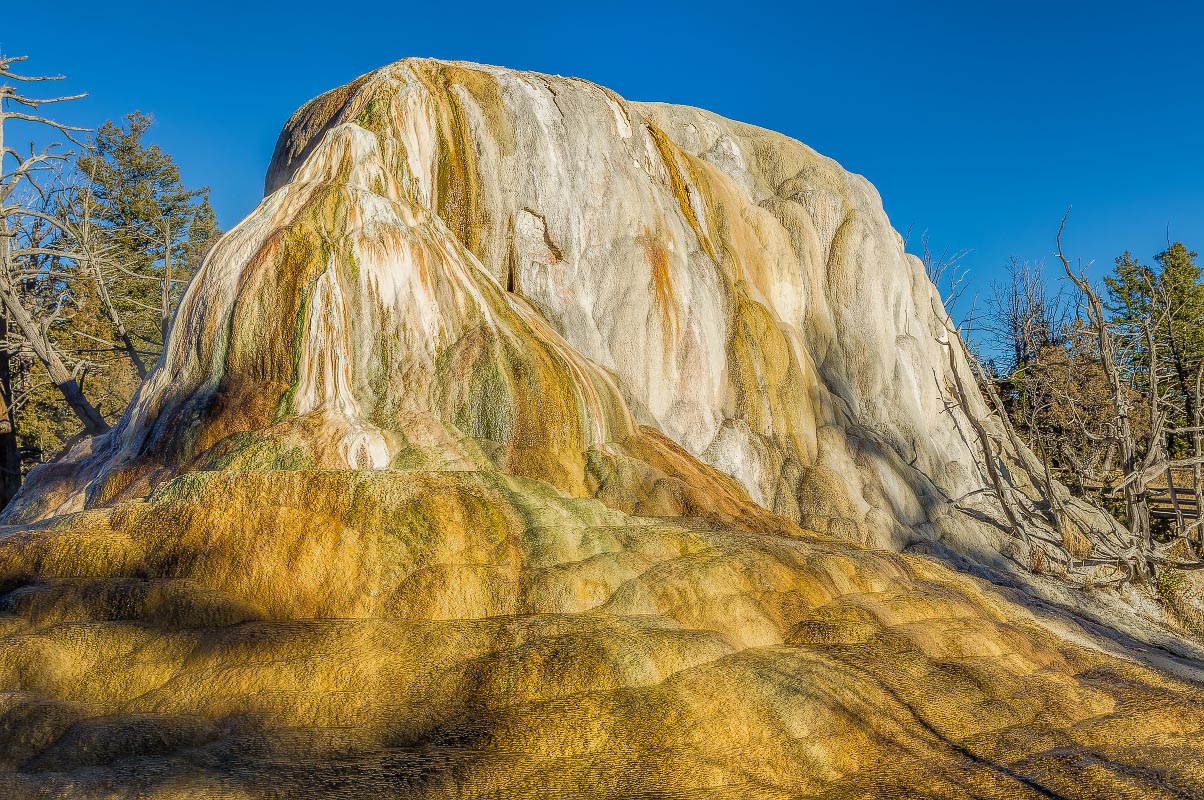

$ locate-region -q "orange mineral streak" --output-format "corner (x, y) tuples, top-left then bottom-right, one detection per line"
(638, 226), (680, 351)
(645, 123), (717, 261)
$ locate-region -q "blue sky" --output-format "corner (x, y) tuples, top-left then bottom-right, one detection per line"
(6, 0), (1202, 320)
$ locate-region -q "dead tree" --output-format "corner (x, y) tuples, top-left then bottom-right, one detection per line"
(1055, 210), (1158, 578)
(1, 55), (109, 446)
(160, 218), (172, 347)
(937, 326), (1026, 542)
(921, 233), (975, 320)
(1193, 365), (1203, 554)
(70, 175), (148, 380)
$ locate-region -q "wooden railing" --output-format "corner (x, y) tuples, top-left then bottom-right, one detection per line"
(1083, 485), (1200, 521)
(1146, 487), (1201, 521)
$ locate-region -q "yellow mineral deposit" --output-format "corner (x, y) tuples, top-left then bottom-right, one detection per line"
(0, 59), (1202, 798)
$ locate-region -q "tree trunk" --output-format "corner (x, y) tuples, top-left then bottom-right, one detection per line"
(0, 272), (109, 436)
(161, 218), (172, 346)
(1194, 367), (1203, 556)
(90, 258), (147, 380)
(1057, 213), (1151, 580)
(0, 311), (21, 508)
(942, 332), (1027, 543)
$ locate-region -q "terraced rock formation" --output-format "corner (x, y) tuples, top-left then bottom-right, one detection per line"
(0, 59), (1201, 798)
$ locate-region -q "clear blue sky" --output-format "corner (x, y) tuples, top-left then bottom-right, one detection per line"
(6, 0), (1202, 319)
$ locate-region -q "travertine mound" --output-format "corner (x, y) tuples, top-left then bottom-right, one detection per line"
(0, 59), (1201, 798)
(6, 59), (1104, 561)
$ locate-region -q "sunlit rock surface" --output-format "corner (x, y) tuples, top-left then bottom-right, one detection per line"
(1, 59), (1202, 798)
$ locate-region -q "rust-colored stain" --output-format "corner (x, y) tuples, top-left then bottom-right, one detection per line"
(644, 123), (716, 261)
(638, 226), (679, 349)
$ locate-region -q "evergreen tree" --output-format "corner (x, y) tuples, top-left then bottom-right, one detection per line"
(12, 112), (220, 468)
(1104, 251), (1156, 392)
(76, 111), (218, 352)
(1153, 242), (1204, 455)
(1104, 251), (1155, 339)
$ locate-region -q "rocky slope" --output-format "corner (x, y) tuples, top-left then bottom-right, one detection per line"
(0, 59), (1201, 798)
